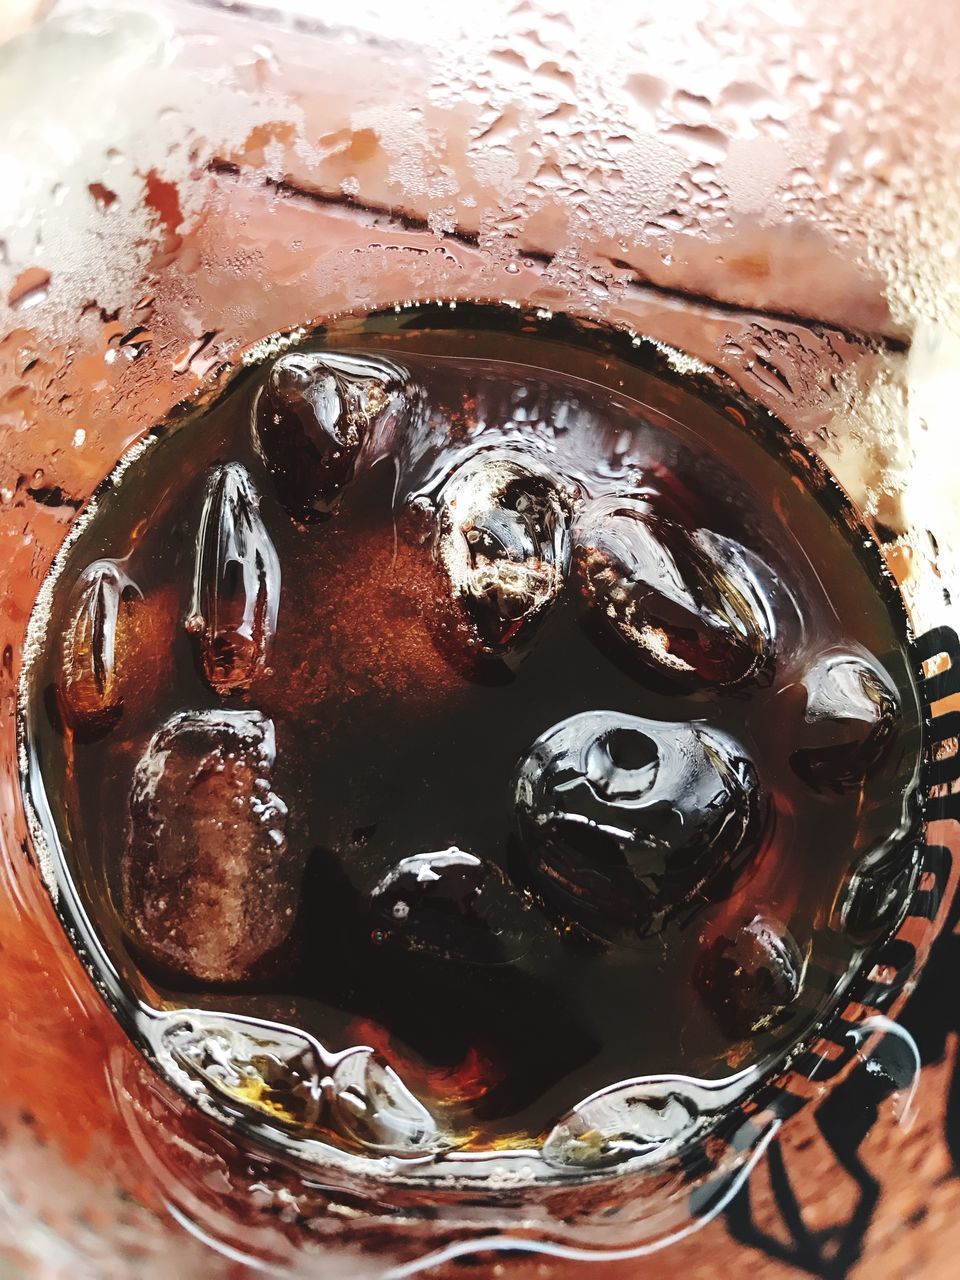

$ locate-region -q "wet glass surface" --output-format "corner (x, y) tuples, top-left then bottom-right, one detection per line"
(1, 2), (960, 1277)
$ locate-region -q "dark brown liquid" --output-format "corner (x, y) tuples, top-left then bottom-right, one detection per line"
(25, 305), (922, 1153)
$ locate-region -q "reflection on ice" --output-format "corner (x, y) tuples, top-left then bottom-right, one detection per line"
(159, 1010), (445, 1158)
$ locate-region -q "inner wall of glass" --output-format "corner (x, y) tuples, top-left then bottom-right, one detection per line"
(1, 0), (959, 1271)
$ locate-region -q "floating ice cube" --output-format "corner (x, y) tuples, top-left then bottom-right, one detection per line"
(835, 841), (920, 942)
(163, 1012), (324, 1129)
(572, 494), (776, 688)
(254, 351), (413, 521)
(187, 462), (280, 695)
(434, 449), (573, 657)
(58, 558), (139, 734)
(330, 1048), (441, 1155)
(369, 847), (530, 964)
(120, 708), (296, 983)
(542, 1078), (700, 1170)
(790, 648), (901, 793)
(161, 1013), (445, 1157)
(513, 710), (763, 942)
(695, 913), (806, 1037)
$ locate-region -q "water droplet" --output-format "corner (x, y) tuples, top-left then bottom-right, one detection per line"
(664, 124), (729, 165)
(626, 72), (666, 113)
(8, 267), (51, 311)
(88, 182), (118, 210)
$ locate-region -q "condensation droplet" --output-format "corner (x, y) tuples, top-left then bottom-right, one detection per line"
(8, 267), (51, 311)
(664, 124), (729, 165)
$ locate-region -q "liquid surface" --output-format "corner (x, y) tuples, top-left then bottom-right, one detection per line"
(24, 308), (922, 1160)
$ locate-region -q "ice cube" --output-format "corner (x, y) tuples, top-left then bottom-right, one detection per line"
(835, 841), (920, 942)
(254, 350), (413, 521)
(58, 558), (139, 736)
(161, 1013), (446, 1156)
(187, 463), (280, 696)
(513, 711), (764, 942)
(120, 708), (296, 984)
(368, 847), (529, 964)
(163, 1013), (325, 1129)
(694, 913), (806, 1037)
(434, 449), (573, 657)
(329, 1048), (442, 1155)
(789, 649), (901, 794)
(542, 1079), (700, 1170)
(571, 495), (776, 688)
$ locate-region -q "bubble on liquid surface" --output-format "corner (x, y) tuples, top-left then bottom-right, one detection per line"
(572, 495), (777, 690)
(120, 709), (297, 984)
(253, 351), (414, 522)
(434, 449), (574, 658)
(513, 711), (764, 943)
(790, 648), (901, 794)
(187, 463), (281, 696)
(57, 559), (140, 736)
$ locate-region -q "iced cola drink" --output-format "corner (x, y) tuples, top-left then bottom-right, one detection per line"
(21, 305), (922, 1163)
